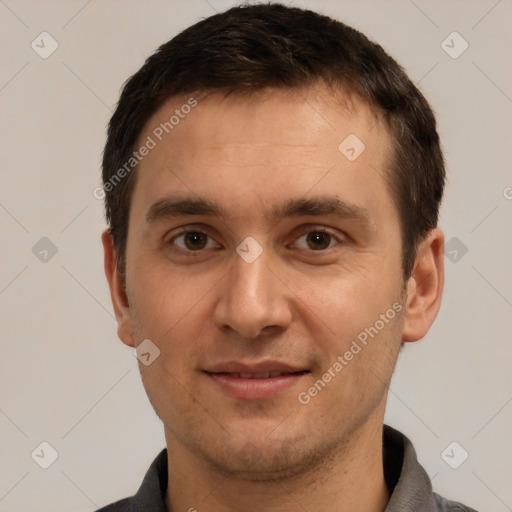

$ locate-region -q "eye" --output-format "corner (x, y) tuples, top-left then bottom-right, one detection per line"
(169, 230), (219, 251)
(293, 229), (340, 251)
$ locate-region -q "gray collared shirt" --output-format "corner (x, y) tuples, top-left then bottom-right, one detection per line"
(96, 425), (479, 511)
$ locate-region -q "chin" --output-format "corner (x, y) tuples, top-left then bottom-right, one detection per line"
(193, 431), (337, 483)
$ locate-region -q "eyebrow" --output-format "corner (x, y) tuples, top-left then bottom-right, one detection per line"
(145, 196), (372, 226)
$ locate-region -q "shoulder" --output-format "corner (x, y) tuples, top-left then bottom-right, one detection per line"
(93, 448), (168, 511)
(433, 492), (480, 512)
(94, 497), (132, 511)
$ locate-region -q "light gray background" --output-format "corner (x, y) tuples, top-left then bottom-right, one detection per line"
(1, 0), (511, 510)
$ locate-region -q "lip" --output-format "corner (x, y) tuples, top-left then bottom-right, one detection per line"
(204, 360), (309, 400)
(205, 360), (306, 374)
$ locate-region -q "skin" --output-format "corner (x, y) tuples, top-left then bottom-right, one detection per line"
(102, 83), (444, 512)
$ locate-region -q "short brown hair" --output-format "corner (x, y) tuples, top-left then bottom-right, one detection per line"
(102, 3), (445, 282)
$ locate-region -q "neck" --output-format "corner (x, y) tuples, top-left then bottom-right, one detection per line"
(164, 419), (389, 512)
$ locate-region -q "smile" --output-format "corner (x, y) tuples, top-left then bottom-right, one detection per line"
(213, 371), (307, 379)
(204, 369), (310, 400)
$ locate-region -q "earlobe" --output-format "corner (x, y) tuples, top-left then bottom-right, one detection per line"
(402, 228), (444, 343)
(101, 229), (136, 347)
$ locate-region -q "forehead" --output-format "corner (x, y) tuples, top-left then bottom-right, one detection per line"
(130, 84), (394, 223)
(145, 85), (384, 150)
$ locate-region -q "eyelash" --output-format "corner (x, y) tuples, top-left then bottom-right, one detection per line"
(166, 226), (344, 253)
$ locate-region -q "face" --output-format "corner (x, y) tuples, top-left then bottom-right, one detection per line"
(103, 84), (440, 480)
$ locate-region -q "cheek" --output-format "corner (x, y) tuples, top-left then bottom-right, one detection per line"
(292, 259), (405, 408)
(292, 262), (400, 344)
(304, 298), (403, 417)
(127, 254), (218, 339)
(126, 271), (221, 401)
(133, 284), (212, 408)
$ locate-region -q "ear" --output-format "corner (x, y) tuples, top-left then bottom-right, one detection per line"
(402, 228), (444, 342)
(101, 229), (136, 347)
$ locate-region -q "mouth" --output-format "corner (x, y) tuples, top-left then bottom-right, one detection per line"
(207, 370), (309, 379)
(203, 362), (310, 400)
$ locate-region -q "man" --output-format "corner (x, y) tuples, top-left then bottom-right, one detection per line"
(98, 3), (478, 511)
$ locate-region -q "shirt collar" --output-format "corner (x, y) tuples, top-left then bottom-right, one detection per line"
(383, 425), (439, 511)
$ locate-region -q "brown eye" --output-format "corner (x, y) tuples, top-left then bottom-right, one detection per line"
(291, 227), (343, 252)
(171, 231), (217, 251)
(183, 232), (208, 250)
(305, 232), (332, 250)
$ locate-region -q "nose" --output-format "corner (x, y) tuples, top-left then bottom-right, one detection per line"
(213, 246), (293, 339)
